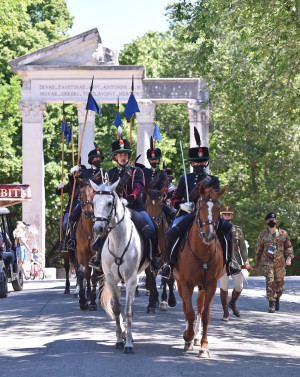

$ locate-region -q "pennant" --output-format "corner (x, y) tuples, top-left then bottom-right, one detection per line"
(113, 111), (122, 128)
(67, 123), (72, 146)
(153, 122), (162, 143)
(61, 118), (69, 138)
(124, 93), (140, 121)
(86, 93), (101, 116)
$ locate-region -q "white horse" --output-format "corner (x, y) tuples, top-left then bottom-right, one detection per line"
(90, 179), (149, 354)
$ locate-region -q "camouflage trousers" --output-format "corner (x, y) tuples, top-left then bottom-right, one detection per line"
(262, 265), (286, 302)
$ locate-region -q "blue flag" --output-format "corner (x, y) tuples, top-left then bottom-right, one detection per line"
(124, 93), (140, 121)
(86, 93), (101, 116)
(153, 122), (162, 143)
(113, 111), (122, 128)
(61, 118), (69, 138)
(67, 123), (72, 146)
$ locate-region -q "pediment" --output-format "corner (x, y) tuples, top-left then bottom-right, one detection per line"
(8, 28), (119, 69)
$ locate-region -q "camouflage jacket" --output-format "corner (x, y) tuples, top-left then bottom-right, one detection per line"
(254, 228), (294, 269)
(232, 224), (248, 266)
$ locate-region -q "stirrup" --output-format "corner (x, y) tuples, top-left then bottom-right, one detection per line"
(227, 262), (241, 276)
(89, 256), (101, 270)
(159, 263), (171, 279)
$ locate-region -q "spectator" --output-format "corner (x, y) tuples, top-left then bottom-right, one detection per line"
(13, 221), (31, 280)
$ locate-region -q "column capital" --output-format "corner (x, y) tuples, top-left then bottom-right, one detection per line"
(136, 100), (156, 123)
(186, 100), (210, 124)
(76, 103), (96, 124)
(18, 101), (46, 123)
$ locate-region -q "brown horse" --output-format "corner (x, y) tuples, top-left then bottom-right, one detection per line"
(173, 184), (226, 358)
(145, 186), (176, 312)
(76, 179), (103, 311)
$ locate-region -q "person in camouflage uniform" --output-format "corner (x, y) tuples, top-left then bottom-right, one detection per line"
(254, 212), (294, 313)
(219, 206), (251, 321)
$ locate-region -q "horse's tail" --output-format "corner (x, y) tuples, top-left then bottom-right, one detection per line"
(100, 283), (115, 319)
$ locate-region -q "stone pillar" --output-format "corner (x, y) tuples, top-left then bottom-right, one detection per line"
(136, 101), (156, 167)
(18, 101), (46, 261)
(77, 103), (96, 167)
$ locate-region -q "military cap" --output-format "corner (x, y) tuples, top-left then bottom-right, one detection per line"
(111, 138), (132, 158)
(220, 205), (234, 215)
(188, 126), (209, 162)
(265, 212), (276, 220)
(146, 136), (162, 160)
(88, 147), (104, 165)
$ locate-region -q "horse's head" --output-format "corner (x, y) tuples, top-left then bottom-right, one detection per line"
(90, 179), (120, 237)
(196, 184), (227, 244)
(146, 187), (165, 220)
(77, 178), (95, 219)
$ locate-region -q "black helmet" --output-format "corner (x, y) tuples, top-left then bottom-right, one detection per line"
(146, 136), (162, 160)
(88, 142), (104, 165)
(111, 127), (132, 159)
(188, 127), (209, 162)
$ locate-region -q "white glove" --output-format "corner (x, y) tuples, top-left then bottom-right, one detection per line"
(57, 182), (64, 190)
(180, 202), (195, 214)
(70, 165), (80, 174)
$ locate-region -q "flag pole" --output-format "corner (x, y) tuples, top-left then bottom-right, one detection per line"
(59, 103), (66, 242)
(65, 77), (94, 236)
(71, 115), (75, 167)
(129, 76), (134, 145)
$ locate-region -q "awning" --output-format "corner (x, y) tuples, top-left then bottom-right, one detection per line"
(0, 184), (32, 207)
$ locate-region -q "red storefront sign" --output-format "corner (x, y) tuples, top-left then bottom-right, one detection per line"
(0, 184), (31, 207)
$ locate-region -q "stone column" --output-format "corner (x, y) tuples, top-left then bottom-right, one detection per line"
(136, 101), (156, 167)
(18, 101), (46, 261)
(77, 103), (96, 167)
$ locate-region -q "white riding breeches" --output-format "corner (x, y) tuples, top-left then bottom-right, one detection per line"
(220, 271), (243, 292)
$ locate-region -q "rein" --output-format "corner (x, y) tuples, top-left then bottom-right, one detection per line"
(80, 215), (93, 257)
(80, 182), (94, 219)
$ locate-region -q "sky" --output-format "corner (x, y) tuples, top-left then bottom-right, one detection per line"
(65, 0), (173, 53)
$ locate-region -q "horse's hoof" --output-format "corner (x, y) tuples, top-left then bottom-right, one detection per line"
(88, 304), (97, 311)
(115, 342), (124, 350)
(168, 297), (177, 308)
(147, 306), (155, 314)
(124, 346), (135, 354)
(194, 339), (201, 346)
(64, 289), (70, 294)
(184, 341), (194, 351)
(198, 348), (210, 358)
(80, 303), (89, 311)
(160, 301), (168, 311)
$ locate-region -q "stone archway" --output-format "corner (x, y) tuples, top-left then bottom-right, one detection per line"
(8, 28), (210, 257)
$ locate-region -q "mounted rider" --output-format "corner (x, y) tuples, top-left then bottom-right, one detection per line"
(56, 143), (105, 251)
(143, 137), (176, 223)
(160, 127), (241, 278)
(90, 130), (161, 272)
(164, 166), (177, 208)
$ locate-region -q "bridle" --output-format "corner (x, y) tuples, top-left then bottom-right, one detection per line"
(79, 182), (94, 219)
(92, 190), (125, 235)
(195, 196), (220, 237)
(146, 195), (164, 228)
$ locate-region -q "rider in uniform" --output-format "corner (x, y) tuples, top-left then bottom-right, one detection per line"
(90, 133), (161, 272)
(160, 127), (241, 278)
(143, 138), (175, 223)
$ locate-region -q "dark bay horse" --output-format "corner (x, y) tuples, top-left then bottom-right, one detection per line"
(76, 179), (103, 311)
(173, 184), (227, 358)
(145, 186), (176, 313)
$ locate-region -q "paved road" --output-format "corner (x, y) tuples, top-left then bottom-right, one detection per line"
(0, 276), (299, 377)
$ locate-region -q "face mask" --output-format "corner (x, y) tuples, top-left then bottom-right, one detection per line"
(92, 160), (102, 168)
(193, 164), (207, 173)
(268, 220), (276, 228)
(150, 162), (159, 169)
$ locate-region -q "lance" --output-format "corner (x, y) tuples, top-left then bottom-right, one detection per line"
(59, 103), (66, 242)
(179, 140), (189, 203)
(129, 75), (134, 145)
(65, 77), (94, 236)
(71, 115), (75, 167)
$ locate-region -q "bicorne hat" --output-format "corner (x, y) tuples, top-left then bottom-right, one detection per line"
(88, 142), (104, 165)
(188, 127), (209, 162)
(146, 136), (162, 160)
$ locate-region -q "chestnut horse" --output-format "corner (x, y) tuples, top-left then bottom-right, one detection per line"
(145, 187), (176, 312)
(76, 179), (103, 311)
(173, 184), (226, 358)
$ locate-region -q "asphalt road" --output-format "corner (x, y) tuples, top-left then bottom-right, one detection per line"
(0, 276), (299, 377)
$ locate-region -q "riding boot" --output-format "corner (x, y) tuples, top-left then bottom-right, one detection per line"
(220, 288), (230, 321)
(89, 237), (106, 270)
(226, 238), (241, 276)
(275, 297), (280, 311)
(149, 235), (162, 272)
(228, 289), (241, 317)
(159, 236), (174, 278)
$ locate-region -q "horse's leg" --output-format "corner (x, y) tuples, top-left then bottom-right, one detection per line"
(85, 267), (92, 302)
(123, 277), (137, 354)
(167, 274), (177, 308)
(160, 279), (168, 311)
(109, 282), (125, 350)
(77, 264), (89, 310)
(147, 269), (159, 314)
(198, 284), (217, 358)
(63, 253), (70, 294)
(88, 270), (98, 311)
(194, 290), (205, 346)
(181, 282), (195, 351)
